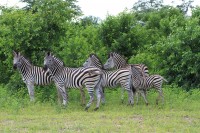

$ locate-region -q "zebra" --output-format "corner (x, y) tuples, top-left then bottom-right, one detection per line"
(83, 53), (135, 105)
(13, 51), (53, 102)
(43, 52), (103, 111)
(130, 65), (168, 105)
(103, 52), (149, 104)
(104, 52), (149, 77)
(13, 51), (86, 105)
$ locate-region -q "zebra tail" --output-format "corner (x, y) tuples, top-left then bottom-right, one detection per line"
(162, 77), (168, 83)
(130, 65), (136, 93)
(131, 82), (136, 94)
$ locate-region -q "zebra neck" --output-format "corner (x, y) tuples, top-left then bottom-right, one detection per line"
(50, 66), (63, 76)
(114, 59), (128, 69)
(116, 64), (128, 69)
(19, 64), (32, 77)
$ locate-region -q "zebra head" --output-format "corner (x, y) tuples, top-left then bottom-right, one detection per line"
(43, 52), (64, 72)
(83, 54), (104, 69)
(104, 52), (127, 69)
(13, 50), (22, 70)
(83, 54), (93, 67)
(43, 52), (54, 72)
(103, 52), (115, 69)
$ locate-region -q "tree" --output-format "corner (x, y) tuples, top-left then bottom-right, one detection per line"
(21, 0), (81, 17)
(133, 0), (164, 12)
(99, 12), (149, 58)
(0, 0), (82, 85)
(176, 0), (194, 15)
(79, 16), (101, 27)
(150, 13), (200, 89)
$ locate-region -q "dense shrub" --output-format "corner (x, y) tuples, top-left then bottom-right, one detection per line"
(0, 0), (199, 103)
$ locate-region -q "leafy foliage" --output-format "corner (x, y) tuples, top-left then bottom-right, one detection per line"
(0, 0), (199, 103)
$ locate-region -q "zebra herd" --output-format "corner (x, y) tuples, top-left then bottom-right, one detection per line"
(13, 51), (167, 111)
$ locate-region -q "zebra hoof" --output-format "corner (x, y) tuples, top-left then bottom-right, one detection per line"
(85, 107), (89, 111)
(80, 103), (86, 107)
(127, 103), (134, 106)
(156, 100), (159, 105)
(146, 103), (149, 106)
(94, 107), (99, 111)
(61, 104), (67, 109)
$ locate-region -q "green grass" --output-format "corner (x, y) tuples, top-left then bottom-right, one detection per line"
(0, 85), (200, 132)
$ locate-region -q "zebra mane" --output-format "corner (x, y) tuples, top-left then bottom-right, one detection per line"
(131, 65), (143, 77)
(19, 54), (33, 66)
(89, 53), (104, 69)
(52, 54), (65, 66)
(109, 52), (128, 65)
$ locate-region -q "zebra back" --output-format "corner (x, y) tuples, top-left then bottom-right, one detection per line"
(31, 66), (53, 85)
(107, 52), (149, 77)
(44, 52), (102, 89)
(84, 53), (133, 89)
(13, 51), (53, 85)
(131, 65), (156, 90)
(131, 65), (168, 90)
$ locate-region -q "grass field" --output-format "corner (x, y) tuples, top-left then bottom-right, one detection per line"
(0, 86), (200, 132)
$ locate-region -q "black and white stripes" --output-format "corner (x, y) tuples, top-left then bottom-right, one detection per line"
(130, 65), (168, 105)
(83, 54), (134, 105)
(13, 51), (167, 109)
(104, 52), (149, 77)
(103, 52), (167, 105)
(43, 52), (103, 110)
(13, 51), (53, 101)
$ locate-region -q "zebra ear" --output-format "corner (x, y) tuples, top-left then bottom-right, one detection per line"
(13, 50), (17, 56)
(90, 53), (95, 57)
(110, 52), (113, 57)
(13, 50), (19, 56)
(46, 51), (51, 56)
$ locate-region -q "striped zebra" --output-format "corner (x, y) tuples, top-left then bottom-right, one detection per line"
(43, 52), (103, 111)
(104, 52), (149, 77)
(83, 54), (134, 105)
(130, 65), (168, 105)
(103, 52), (150, 104)
(13, 51), (86, 105)
(13, 51), (53, 102)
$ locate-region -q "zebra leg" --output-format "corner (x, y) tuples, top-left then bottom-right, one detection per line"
(55, 83), (67, 106)
(100, 87), (105, 105)
(56, 87), (62, 104)
(127, 90), (134, 106)
(140, 90), (149, 106)
(85, 89), (94, 111)
(121, 88), (125, 103)
(94, 88), (101, 111)
(156, 89), (164, 105)
(80, 87), (86, 106)
(26, 83), (35, 102)
(136, 91), (139, 105)
(96, 79), (105, 104)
